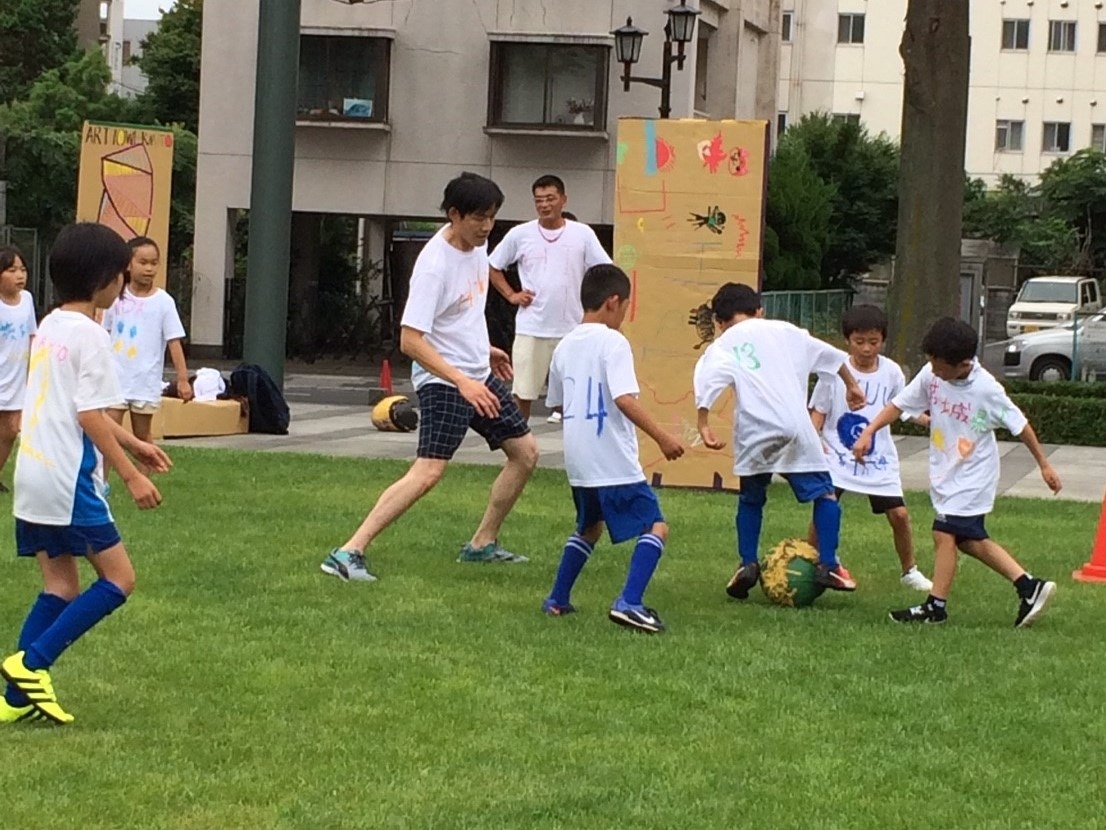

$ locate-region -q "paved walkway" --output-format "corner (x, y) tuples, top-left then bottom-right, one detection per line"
(170, 370), (1106, 503)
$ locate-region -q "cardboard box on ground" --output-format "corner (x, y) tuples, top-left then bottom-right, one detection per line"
(122, 398), (248, 440)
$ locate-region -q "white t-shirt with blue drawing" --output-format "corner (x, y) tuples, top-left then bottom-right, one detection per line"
(102, 288), (186, 404)
(809, 355), (906, 497)
(15, 310), (123, 526)
(0, 290), (37, 409)
(893, 360), (1028, 516)
(547, 323), (643, 487)
(693, 318), (848, 476)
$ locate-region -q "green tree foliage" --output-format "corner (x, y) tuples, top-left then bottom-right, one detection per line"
(1037, 149), (1106, 267)
(0, 0), (81, 104)
(779, 113), (900, 287)
(136, 0), (202, 134)
(763, 141), (835, 291)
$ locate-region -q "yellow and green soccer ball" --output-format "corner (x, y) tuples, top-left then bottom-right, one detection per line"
(760, 539), (827, 608)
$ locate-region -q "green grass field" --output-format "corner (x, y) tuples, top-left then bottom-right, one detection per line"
(2, 448), (1105, 829)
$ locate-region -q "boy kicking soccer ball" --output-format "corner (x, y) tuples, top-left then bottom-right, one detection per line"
(852, 317), (1060, 627)
(542, 264), (686, 633)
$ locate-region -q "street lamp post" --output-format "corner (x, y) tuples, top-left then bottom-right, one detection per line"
(610, 0), (701, 119)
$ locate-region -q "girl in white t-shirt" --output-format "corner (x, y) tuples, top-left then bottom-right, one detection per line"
(0, 246), (37, 492)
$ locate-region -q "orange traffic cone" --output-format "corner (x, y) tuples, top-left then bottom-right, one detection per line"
(1074, 489), (1106, 583)
(379, 358), (393, 396)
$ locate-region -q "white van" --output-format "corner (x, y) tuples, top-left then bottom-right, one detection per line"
(1006, 276), (1102, 338)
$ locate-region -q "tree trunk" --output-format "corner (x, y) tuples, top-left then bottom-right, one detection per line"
(888, 0), (970, 373)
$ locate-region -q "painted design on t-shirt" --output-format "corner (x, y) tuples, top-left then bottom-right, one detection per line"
(0, 321), (30, 341)
(113, 319), (141, 359)
(732, 342), (760, 370)
(837, 412), (873, 455)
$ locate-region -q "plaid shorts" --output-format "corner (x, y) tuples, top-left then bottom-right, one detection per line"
(415, 376), (531, 460)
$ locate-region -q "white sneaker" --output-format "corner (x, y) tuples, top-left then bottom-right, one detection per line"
(546, 411), (562, 424)
(900, 567), (933, 592)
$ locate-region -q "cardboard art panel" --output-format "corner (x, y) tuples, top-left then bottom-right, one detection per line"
(77, 121), (175, 288)
(616, 118), (769, 490)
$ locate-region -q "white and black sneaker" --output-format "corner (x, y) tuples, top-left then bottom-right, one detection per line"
(889, 601), (947, 624)
(608, 598), (666, 634)
(1015, 579), (1056, 629)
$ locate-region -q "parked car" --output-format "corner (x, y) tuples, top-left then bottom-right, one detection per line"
(1003, 311), (1106, 382)
(1005, 275), (1102, 338)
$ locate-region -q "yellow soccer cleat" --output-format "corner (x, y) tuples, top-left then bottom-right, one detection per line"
(0, 652), (74, 725)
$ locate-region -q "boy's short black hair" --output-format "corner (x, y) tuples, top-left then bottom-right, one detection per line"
(440, 172), (504, 217)
(0, 246), (25, 274)
(49, 223), (131, 304)
(580, 264), (631, 311)
(532, 174), (566, 195)
(922, 317), (978, 363)
(128, 236), (160, 256)
(842, 304), (888, 339)
(711, 282), (761, 321)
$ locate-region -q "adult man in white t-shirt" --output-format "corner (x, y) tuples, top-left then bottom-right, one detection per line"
(321, 172), (540, 583)
(488, 175), (611, 422)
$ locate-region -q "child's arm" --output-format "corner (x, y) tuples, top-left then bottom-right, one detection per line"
(616, 395), (686, 460)
(836, 363), (867, 411)
(697, 407), (726, 450)
(167, 339), (193, 402)
(851, 402), (904, 460)
(77, 411), (162, 509)
(810, 409), (827, 432)
(103, 417), (173, 473)
(1019, 423), (1062, 494)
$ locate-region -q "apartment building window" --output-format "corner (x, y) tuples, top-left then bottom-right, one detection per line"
(122, 40), (132, 63)
(995, 120), (1024, 152)
(782, 11), (793, 42)
(297, 35), (391, 123)
(488, 42), (608, 130)
(832, 113), (861, 126)
(1043, 122), (1071, 153)
(1092, 124), (1106, 152)
(1048, 21), (1076, 52)
(777, 112), (788, 136)
(1001, 19), (1030, 50)
(838, 14), (865, 45)
(1098, 23), (1106, 53)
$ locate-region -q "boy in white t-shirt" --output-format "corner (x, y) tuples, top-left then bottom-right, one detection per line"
(853, 317), (1060, 628)
(0, 246), (37, 492)
(103, 236), (192, 445)
(694, 283), (867, 599)
(1, 223), (170, 726)
(488, 174), (611, 422)
(543, 264), (686, 633)
(808, 304), (932, 592)
(321, 172), (540, 583)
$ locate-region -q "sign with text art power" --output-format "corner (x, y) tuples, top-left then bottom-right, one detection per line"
(616, 118), (768, 490)
(77, 121), (175, 288)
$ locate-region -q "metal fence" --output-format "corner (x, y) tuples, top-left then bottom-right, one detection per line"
(762, 289), (853, 338)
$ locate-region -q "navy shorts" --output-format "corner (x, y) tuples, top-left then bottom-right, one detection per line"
(932, 513), (989, 544)
(572, 482), (665, 545)
(415, 376), (531, 460)
(739, 471), (835, 505)
(15, 520), (121, 558)
(834, 488), (906, 515)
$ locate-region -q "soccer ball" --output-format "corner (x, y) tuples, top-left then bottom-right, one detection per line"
(760, 539), (826, 608)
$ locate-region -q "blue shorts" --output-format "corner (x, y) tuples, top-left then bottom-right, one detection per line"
(739, 471), (835, 504)
(15, 520), (121, 558)
(933, 513), (989, 544)
(572, 482), (665, 545)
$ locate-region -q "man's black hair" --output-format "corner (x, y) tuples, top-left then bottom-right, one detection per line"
(841, 304), (888, 339)
(532, 174), (566, 195)
(49, 223), (131, 304)
(440, 172), (504, 217)
(580, 264), (631, 312)
(921, 317), (978, 363)
(710, 282), (762, 321)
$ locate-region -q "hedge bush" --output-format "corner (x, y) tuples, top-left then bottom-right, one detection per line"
(1002, 380), (1106, 399)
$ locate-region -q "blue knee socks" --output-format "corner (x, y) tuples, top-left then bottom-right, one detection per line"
(736, 500), (764, 566)
(22, 579), (127, 672)
(811, 497), (842, 567)
(549, 535), (594, 605)
(620, 534), (665, 606)
(5, 592), (70, 707)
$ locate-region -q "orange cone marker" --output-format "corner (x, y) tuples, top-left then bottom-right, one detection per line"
(379, 359), (393, 396)
(1074, 489), (1106, 583)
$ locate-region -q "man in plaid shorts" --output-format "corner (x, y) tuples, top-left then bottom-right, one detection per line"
(320, 172), (540, 582)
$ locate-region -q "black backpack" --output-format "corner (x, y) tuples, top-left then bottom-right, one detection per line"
(229, 363), (291, 435)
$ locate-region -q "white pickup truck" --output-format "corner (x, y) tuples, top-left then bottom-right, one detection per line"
(1006, 276), (1103, 338)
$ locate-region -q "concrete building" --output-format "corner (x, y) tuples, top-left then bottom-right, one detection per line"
(120, 18), (160, 98)
(190, 0), (781, 357)
(780, 0), (1106, 182)
(77, 0), (127, 94)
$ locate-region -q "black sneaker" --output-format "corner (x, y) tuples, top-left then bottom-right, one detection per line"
(1015, 579), (1056, 629)
(608, 599), (666, 634)
(889, 602), (948, 624)
(726, 562), (761, 600)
